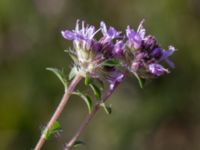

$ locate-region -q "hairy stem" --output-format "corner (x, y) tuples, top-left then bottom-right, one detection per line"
(64, 88), (116, 150)
(34, 74), (82, 150)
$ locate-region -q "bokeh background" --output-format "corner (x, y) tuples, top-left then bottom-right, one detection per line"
(0, 0), (200, 149)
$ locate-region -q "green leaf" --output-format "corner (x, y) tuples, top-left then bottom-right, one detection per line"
(51, 121), (61, 131)
(72, 140), (85, 147)
(44, 121), (62, 140)
(100, 103), (112, 114)
(103, 59), (119, 67)
(46, 68), (68, 89)
(69, 66), (77, 81)
(89, 83), (101, 99)
(84, 74), (91, 86)
(73, 91), (93, 113)
(133, 72), (144, 88)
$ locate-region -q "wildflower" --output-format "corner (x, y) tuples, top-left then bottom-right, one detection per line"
(35, 20), (176, 150)
(124, 20), (175, 78)
(126, 20), (145, 50)
(61, 20), (124, 88)
(100, 21), (121, 43)
(126, 26), (142, 50)
(61, 20), (101, 77)
(61, 19), (175, 83)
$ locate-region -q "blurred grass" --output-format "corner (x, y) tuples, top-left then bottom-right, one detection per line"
(0, 0), (200, 149)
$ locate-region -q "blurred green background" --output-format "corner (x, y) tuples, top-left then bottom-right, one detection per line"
(0, 0), (200, 149)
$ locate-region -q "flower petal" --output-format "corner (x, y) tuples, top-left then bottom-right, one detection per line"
(100, 21), (107, 36)
(126, 26), (142, 49)
(114, 40), (124, 55)
(149, 63), (169, 76)
(137, 19), (146, 39)
(61, 30), (76, 40)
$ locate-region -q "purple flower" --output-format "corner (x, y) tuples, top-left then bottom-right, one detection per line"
(114, 40), (124, 55)
(61, 19), (175, 82)
(61, 20), (125, 81)
(143, 36), (158, 51)
(106, 69), (124, 90)
(137, 19), (146, 39)
(99, 40), (125, 59)
(91, 41), (102, 52)
(100, 21), (121, 43)
(150, 47), (163, 59)
(160, 46), (176, 68)
(123, 20), (175, 79)
(61, 20), (99, 51)
(149, 63), (169, 76)
(126, 20), (146, 50)
(61, 20), (104, 78)
(62, 20), (97, 41)
(126, 26), (142, 49)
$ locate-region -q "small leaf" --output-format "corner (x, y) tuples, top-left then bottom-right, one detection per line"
(103, 59), (119, 67)
(84, 74), (91, 86)
(46, 68), (68, 89)
(69, 66), (77, 80)
(72, 140), (85, 147)
(100, 103), (112, 115)
(89, 83), (101, 99)
(106, 104), (112, 114)
(51, 121), (61, 131)
(73, 91), (93, 113)
(44, 121), (62, 140)
(133, 72), (144, 88)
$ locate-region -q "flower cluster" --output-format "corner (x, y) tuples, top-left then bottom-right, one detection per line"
(35, 20), (176, 150)
(124, 20), (175, 78)
(61, 20), (175, 88)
